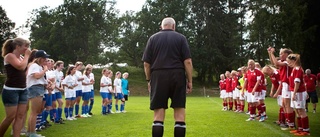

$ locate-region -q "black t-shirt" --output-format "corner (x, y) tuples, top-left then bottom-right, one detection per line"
(142, 29), (191, 71)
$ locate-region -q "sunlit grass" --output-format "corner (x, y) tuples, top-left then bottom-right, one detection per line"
(0, 96), (319, 137)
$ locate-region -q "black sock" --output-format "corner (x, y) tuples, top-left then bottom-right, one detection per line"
(174, 122), (186, 137)
(152, 121), (164, 137)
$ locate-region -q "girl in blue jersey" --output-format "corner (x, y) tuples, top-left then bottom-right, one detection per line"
(121, 72), (129, 112)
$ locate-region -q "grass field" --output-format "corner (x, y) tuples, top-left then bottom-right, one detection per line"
(0, 96), (319, 137)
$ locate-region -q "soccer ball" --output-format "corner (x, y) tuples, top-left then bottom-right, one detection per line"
(207, 95), (210, 97)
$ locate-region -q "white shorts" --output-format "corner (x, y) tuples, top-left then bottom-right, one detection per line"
(220, 90), (226, 99)
(239, 91), (245, 100)
(233, 89), (240, 99)
(277, 95), (282, 106)
(247, 92), (260, 103)
(226, 92), (233, 98)
(281, 82), (291, 99)
(260, 90), (266, 100)
(65, 90), (76, 98)
(290, 92), (307, 109)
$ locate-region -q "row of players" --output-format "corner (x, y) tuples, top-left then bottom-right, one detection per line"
(219, 47), (317, 136)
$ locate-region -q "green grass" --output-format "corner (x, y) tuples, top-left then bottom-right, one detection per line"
(0, 96), (319, 137)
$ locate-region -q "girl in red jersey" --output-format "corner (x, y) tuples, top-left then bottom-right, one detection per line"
(231, 70), (240, 112)
(268, 47), (294, 130)
(219, 74), (227, 111)
(225, 71), (233, 110)
(242, 59), (263, 121)
(262, 65), (285, 126)
(287, 54), (310, 136)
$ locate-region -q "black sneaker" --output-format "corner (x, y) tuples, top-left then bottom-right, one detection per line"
(50, 118), (55, 122)
(35, 128), (42, 132)
(45, 122), (52, 127)
(89, 112), (93, 115)
(55, 119), (65, 124)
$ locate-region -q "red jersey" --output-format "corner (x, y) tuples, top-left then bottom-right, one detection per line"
(245, 69), (262, 93)
(225, 77), (233, 92)
(304, 74), (317, 92)
(219, 79), (226, 90)
(289, 67), (305, 92)
(260, 71), (267, 90)
(270, 70), (280, 93)
(278, 60), (292, 83)
(232, 77), (239, 90)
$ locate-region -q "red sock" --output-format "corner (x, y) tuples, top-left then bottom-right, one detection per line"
(301, 116), (309, 132)
(257, 104), (262, 116)
(234, 101), (237, 110)
(242, 105), (245, 111)
(229, 102), (233, 110)
(297, 117), (302, 131)
(261, 103), (266, 116)
(279, 107), (285, 124)
(288, 112), (296, 127)
(250, 106), (256, 115)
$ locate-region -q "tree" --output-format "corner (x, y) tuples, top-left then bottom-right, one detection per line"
(27, 0), (119, 64)
(0, 6), (16, 72)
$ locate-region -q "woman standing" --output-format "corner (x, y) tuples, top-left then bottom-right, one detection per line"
(287, 54), (310, 136)
(26, 50), (51, 137)
(62, 66), (78, 120)
(0, 38), (31, 137)
(81, 65), (94, 117)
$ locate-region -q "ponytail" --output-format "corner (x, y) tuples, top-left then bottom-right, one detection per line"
(2, 39), (14, 57)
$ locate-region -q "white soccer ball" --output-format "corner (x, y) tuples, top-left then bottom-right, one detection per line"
(207, 95), (210, 97)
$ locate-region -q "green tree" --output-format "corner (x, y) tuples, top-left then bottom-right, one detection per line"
(0, 6), (17, 72)
(27, 0), (119, 64)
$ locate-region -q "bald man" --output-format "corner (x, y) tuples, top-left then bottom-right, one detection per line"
(304, 69), (318, 113)
(142, 17), (193, 137)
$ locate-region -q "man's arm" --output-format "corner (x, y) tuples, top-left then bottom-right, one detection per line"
(184, 58), (193, 93)
(144, 62), (151, 81)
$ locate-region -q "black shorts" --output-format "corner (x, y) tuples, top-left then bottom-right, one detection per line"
(149, 69), (186, 110)
(306, 91), (318, 103)
(124, 95), (128, 101)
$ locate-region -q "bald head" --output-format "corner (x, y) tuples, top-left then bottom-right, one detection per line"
(305, 69), (311, 75)
(161, 17), (175, 30)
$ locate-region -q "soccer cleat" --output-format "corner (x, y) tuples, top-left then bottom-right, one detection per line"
(55, 119), (65, 124)
(116, 111), (120, 113)
(294, 131), (310, 136)
(280, 124), (289, 130)
(71, 117), (77, 120)
(313, 110), (316, 113)
(110, 111), (115, 114)
(89, 112), (93, 115)
(246, 118), (254, 121)
(81, 114), (88, 118)
(86, 113), (92, 117)
(121, 110), (127, 113)
(259, 116), (265, 122)
(66, 117), (73, 121)
(290, 130), (300, 134)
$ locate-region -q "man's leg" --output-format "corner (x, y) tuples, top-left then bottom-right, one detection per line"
(152, 108), (165, 137)
(174, 108), (186, 137)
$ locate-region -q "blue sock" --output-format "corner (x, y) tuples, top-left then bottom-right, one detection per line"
(123, 102), (126, 110)
(115, 104), (118, 111)
(44, 110), (49, 122)
(50, 109), (55, 120)
(120, 104), (124, 111)
(109, 103), (112, 110)
(82, 106), (85, 115)
(56, 108), (62, 121)
(69, 107), (73, 117)
(89, 100), (94, 113)
(64, 108), (69, 118)
(86, 105), (89, 114)
(102, 106), (106, 113)
(75, 104), (79, 115)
